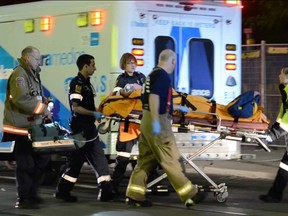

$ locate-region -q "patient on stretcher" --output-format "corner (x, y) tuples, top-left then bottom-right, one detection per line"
(98, 89), (269, 131)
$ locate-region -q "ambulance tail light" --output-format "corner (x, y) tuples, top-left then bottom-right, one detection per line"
(90, 11), (103, 26)
(136, 59), (144, 66)
(132, 49), (144, 56)
(226, 63), (236, 70)
(226, 54), (236, 61)
(40, 17), (51, 31)
(132, 38), (144, 46)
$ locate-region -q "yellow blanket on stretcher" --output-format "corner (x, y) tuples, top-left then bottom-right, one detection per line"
(98, 89), (269, 124)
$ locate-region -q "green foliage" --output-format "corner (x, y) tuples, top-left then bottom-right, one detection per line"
(242, 0), (288, 43)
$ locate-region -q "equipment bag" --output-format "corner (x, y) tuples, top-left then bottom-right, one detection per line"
(227, 91), (261, 118)
(28, 122), (76, 154)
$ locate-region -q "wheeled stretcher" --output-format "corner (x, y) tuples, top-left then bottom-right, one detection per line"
(98, 89), (271, 202)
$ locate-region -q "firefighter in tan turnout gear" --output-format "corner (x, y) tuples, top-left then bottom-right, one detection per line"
(1, 46), (51, 209)
(125, 49), (206, 207)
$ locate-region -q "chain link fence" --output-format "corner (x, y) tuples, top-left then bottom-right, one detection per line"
(242, 41), (288, 146)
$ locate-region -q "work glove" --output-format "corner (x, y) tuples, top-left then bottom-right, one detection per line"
(93, 111), (105, 120)
(152, 120), (161, 136)
(178, 106), (190, 114)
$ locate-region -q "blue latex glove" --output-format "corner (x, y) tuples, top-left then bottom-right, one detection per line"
(178, 106), (189, 114)
(152, 120), (161, 136)
(93, 111), (105, 120)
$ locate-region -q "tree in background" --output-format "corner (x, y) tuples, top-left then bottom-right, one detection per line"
(242, 0), (288, 44)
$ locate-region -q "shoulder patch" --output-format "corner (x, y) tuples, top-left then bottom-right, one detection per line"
(75, 85), (82, 93)
(15, 77), (25, 87)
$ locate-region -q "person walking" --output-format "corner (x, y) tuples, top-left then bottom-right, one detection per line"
(111, 53), (145, 195)
(54, 54), (114, 202)
(125, 49), (205, 207)
(1, 46), (51, 209)
(259, 66), (288, 203)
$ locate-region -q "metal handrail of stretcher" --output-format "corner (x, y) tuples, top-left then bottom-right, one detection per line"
(175, 110), (270, 152)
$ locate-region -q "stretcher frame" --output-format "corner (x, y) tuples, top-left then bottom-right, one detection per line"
(98, 111), (270, 203)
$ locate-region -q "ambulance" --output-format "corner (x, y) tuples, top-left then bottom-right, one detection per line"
(0, 0), (242, 156)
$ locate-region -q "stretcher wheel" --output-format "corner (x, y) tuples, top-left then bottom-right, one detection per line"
(215, 191), (228, 203)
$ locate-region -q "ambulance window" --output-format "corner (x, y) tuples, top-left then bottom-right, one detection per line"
(188, 38), (214, 99)
(154, 36), (175, 86)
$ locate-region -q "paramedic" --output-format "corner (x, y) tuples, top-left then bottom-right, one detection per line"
(259, 66), (288, 203)
(1, 46), (51, 209)
(54, 54), (114, 202)
(125, 49), (205, 207)
(111, 53), (146, 195)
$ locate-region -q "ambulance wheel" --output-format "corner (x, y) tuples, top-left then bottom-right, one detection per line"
(215, 191), (228, 203)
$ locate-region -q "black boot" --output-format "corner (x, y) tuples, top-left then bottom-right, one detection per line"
(98, 181), (114, 201)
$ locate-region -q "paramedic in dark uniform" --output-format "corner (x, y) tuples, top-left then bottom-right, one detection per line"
(111, 53), (145, 194)
(126, 49), (205, 207)
(1, 46), (51, 209)
(54, 54), (114, 202)
(259, 66), (288, 203)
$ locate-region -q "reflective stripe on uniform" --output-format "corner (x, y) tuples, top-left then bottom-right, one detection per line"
(70, 93), (83, 101)
(175, 181), (193, 196)
(279, 162), (288, 172)
(33, 101), (45, 114)
(97, 175), (111, 183)
(3, 125), (28, 135)
(62, 174), (77, 183)
(127, 184), (146, 195)
(117, 151), (131, 158)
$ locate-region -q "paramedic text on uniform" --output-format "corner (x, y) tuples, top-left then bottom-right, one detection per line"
(54, 54), (114, 202)
(1, 46), (51, 209)
(125, 49), (205, 207)
(111, 53), (146, 195)
(259, 66), (288, 203)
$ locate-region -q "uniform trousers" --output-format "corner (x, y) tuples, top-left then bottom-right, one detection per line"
(126, 110), (197, 202)
(2, 133), (50, 200)
(112, 138), (137, 188)
(57, 122), (110, 193)
(267, 151), (288, 200)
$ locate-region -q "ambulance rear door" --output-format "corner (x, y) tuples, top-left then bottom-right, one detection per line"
(147, 11), (222, 100)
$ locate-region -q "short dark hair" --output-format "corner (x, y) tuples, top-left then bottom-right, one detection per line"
(76, 54), (94, 71)
(119, 53), (136, 70)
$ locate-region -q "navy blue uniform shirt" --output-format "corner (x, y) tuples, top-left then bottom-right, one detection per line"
(69, 72), (96, 124)
(115, 71), (146, 88)
(142, 67), (173, 115)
